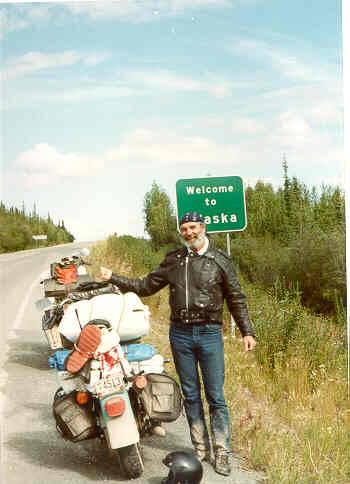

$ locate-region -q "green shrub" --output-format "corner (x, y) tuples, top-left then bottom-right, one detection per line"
(143, 181), (179, 250)
(284, 227), (346, 314)
(106, 235), (177, 276)
(227, 227), (346, 318)
(252, 282), (345, 391)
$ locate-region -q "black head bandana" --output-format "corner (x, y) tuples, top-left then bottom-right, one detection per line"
(180, 212), (204, 226)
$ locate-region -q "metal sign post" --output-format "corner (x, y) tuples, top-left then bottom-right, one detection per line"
(32, 234), (47, 248)
(176, 175), (247, 338)
(226, 232), (236, 338)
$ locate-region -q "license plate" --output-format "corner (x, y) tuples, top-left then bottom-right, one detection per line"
(95, 373), (124, 397)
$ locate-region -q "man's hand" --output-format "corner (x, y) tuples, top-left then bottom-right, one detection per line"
(99, 266), (112, 280)
(243, 335), (256, 352)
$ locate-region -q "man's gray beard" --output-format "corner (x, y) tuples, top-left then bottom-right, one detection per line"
(182, 233), (206, 250)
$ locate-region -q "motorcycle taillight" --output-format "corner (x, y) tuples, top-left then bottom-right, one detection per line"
(76, 391), (89, 405)
(134, 375), (148, 389)
(104, 396), (126, 417)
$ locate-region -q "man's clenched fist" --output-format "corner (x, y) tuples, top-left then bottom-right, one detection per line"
(99, 266), (112, 280)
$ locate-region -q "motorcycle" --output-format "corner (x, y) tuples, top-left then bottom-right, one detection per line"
(37, 248), (92, 307)
(51, 325), (158, 477)
(39, 248), (92, 290)
(36, 252), (183, 479)
(37, 248), (108, 351)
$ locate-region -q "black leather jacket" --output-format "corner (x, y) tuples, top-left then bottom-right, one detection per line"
(110, 239), (255, 337)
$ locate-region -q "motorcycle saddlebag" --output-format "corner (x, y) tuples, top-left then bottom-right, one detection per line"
(53, 391), (99, 442)
(140, 373), (183, 423)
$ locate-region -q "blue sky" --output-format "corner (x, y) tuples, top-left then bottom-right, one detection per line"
(0, 0), (345, 241)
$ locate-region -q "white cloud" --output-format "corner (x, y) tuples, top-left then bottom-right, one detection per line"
(52, 85), (138, 103)
(64, 0), (232, 22)
(261, 81), (342, 106)
(2, 83), (139, 111)
(228, 109), (331, 152)
(2, 65), (232, 111)
(15, 143), (104, 183)
(9, 114), (344, 191)
(274, 110), (314, 139)
(3, 50), (111, 80)
(265, 110), (338, 159)
(227, 109), (342, 174)
(83, 52), (111, 66)
(104, 121), (342, 179)
(105, 128), (239, 164)
(309, 102), (343, 125)
(230, 38), (335, 82)
(123, 69), (233, 97)
(114, 110), (343, 183)
(231, 117), (266, 135)
(0, 0), (237, 33)
(0, 4), (56, 34)
(256, 81), (343, 131)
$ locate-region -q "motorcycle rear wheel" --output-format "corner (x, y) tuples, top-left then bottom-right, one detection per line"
(118, 443), (144, 478)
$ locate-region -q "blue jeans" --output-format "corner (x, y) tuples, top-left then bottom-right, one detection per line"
(169, 321), (231, 455)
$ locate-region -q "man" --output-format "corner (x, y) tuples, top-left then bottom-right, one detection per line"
(99, 211), (256, 476)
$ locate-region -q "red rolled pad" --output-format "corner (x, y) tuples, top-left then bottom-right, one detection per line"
(66, 325), (102, 373)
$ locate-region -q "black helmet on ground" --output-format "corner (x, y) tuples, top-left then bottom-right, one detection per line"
(161, 451), (203, 484)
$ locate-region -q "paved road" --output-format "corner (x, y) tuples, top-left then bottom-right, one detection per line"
(0, 243), (264, 484)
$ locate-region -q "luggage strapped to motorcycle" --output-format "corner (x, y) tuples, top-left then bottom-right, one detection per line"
(42, 306), (71, 350)
(67, 282), (122, 301)
(113, 295), (182, 422)
(53, 391), (99, 442)
(139, 373), (183, 422)
(43, 283), (121, 350)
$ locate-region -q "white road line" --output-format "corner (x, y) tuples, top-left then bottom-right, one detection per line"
(7, 274), (41, 341)
(1, 274), (42, 453)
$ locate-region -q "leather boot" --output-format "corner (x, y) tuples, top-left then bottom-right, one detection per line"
(214, 453), (231, 476)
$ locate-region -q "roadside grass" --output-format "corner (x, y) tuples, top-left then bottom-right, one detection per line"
(222, 283), (349, 484)
(88, 238), (349, 483)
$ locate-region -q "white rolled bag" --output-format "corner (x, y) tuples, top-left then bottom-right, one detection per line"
(58, 292), (150, 344)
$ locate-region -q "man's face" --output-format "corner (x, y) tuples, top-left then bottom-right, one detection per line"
(180, 221), (206, 250)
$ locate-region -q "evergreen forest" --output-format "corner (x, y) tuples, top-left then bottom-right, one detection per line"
(0, 202), (75, 253)
(138, 161), (346, 318)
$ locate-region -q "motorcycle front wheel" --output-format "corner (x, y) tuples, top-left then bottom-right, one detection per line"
(118, 443), (144, 479)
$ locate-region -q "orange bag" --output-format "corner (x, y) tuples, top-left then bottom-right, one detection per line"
(55, 263), (78, 285)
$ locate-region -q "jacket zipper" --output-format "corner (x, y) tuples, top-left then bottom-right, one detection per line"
(185, 256), (189, 312)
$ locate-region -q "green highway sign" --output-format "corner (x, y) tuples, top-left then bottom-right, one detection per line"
(176, 176), (247, 233)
